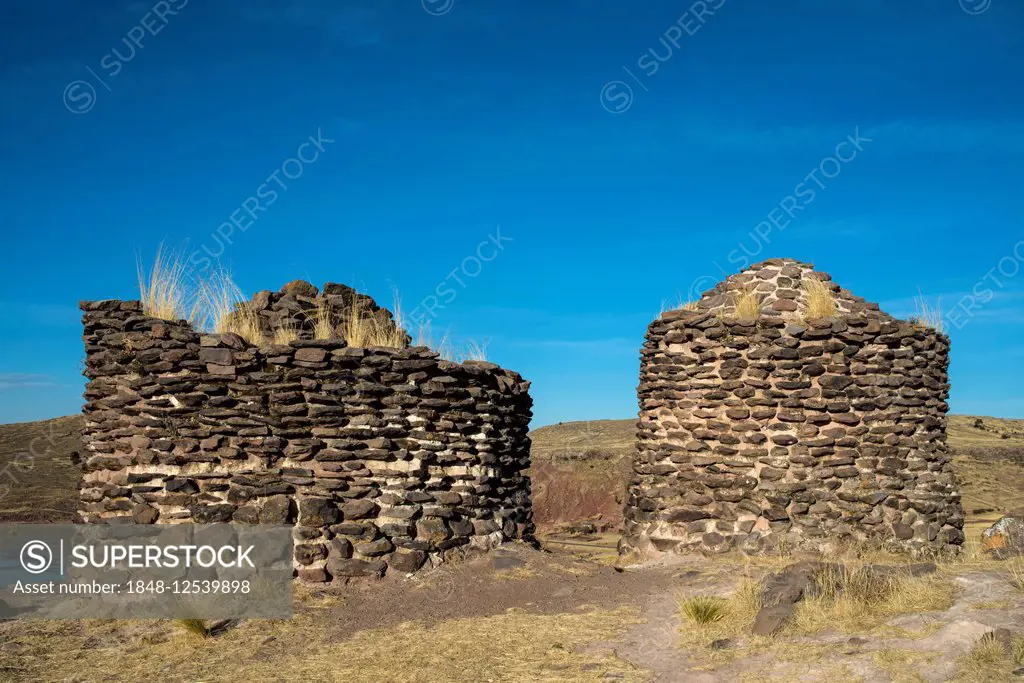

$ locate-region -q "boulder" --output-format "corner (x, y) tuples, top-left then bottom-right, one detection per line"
(751, 605), (796, 637)
(982, 517), (1024, 558)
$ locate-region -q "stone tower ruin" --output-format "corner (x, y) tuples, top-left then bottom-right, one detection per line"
(78, 281), (533, 581)
(621, 258), (964, 559)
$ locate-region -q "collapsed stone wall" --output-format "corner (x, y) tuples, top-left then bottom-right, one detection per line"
(78, 290), (533, 581)
(243, 280), (408, 343)
(621, 259), (964, 559)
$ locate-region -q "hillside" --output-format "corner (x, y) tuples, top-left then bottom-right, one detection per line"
(530, 414), (1024, 458)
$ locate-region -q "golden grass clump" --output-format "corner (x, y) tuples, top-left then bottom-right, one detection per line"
(732, 287), (761, 320)
(787, 565), (958, 635)
(137, 245), (197, 322)
(953, 633), (1017, 682)
(413, 322), (488, 362)
(802, 276), (838, 319)
(338, 294), (407, 347)
(676, 578), (762, 649)
(911, 290), (944, 332)
(678, 595), (728, 624)
(312, 298), (337, 339)
(174, 618), (210, 639)
(660, 292), (699, 316)
(200, 271), (264, 344)
(272, 319), (301, 346)
(462, 340), (489, 362)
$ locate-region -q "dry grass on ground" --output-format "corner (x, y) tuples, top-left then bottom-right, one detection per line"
(871, 648), (935, 683)
(787, 565), (958, 636)
(0, 605), (644, 683)
(674, 549), (968, 654)
(675, 578), (762, 651)
(953, 633), (1024, 682)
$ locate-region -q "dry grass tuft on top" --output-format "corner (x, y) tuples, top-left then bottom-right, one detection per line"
(660, 293), (699, 316)
(200, 271), (265, 344)
(732, 287), (762, 320)
(338, 294), (407, 348)
(312, 297), (338, 339)
(136, 245), (197, 323)
(802, 277), (838, 319)
(910, 290), (944, 332)
(272, 318), (301, 346)
(413, 322), (489, 363)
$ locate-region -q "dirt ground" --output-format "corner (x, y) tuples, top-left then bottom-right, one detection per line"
(1, 537), (1022, 683)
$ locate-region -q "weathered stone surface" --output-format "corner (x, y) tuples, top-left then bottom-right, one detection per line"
(760, 561), (840, 607)
(982, 517), (1024, 558)
(388, 549), (427, 573)
(298, 498), (340, 527)
(751, 605), (796, 636)
(326, 557), (388, 578)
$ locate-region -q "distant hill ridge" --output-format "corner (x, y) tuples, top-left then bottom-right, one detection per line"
(530, 414), (1024, 460)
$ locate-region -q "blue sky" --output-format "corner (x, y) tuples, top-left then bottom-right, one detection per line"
(0, 0), (1022, 426)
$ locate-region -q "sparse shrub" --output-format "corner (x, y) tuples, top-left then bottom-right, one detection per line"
(175, 618), (210, 639)
(137, 244), (197, 322)
(678, 594), (728, 624)
(802, 277), (837, 319)
(974, 418), (985, 429)
(732, 287), (761, 320)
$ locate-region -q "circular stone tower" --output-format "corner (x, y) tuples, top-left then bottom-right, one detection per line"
(620, 258), (964, 559)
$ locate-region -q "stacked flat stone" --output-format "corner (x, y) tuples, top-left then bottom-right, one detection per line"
(78, 288), (533, 581)
(621, 258), (964, 559)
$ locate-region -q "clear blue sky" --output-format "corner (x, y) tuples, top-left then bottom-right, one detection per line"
(1, 0), (1022, 426)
